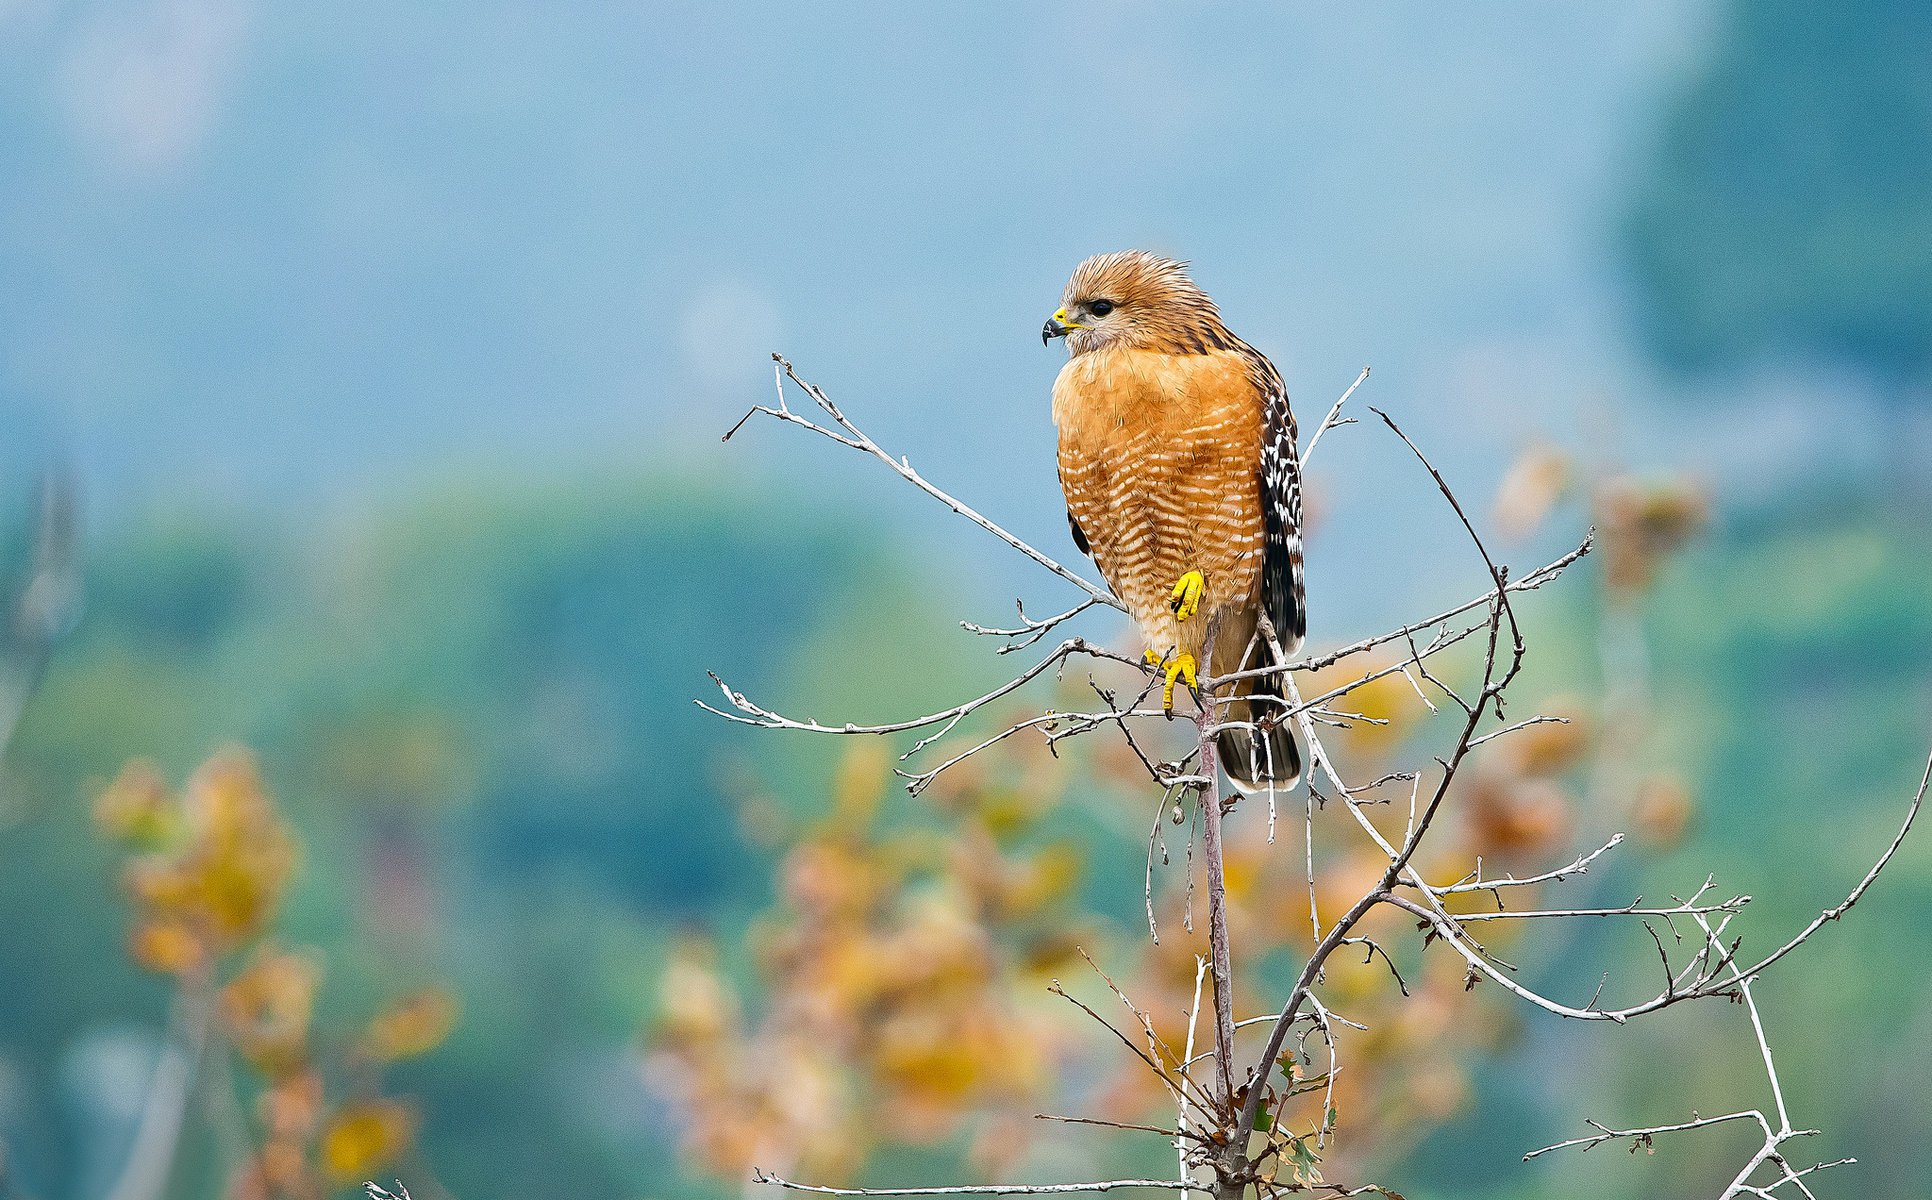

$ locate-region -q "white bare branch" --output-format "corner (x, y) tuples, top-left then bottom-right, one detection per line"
(751, 1172), (1196, 1197)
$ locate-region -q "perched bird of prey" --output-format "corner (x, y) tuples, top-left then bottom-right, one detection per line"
(1044, 252), (1303, 793)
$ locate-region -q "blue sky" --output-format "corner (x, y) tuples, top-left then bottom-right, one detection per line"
(5, 0), (1830, 635)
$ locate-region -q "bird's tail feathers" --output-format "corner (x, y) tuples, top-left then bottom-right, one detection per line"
(1216, 642), (1302, 796)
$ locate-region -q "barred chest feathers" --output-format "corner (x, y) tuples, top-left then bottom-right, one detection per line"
(1052, 347), (1268, 678)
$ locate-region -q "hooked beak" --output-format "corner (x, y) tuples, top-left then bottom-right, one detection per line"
(1041, 307), (1076, 346)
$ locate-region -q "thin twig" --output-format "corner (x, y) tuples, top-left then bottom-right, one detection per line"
(752, 1173), (1195, 1197)
(729, 358), (1123, 609)
(1300, 367), (1369, 465)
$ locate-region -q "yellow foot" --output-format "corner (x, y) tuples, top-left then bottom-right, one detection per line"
(1168, 570), (1205, 621)
(1144, 649), (1199, 716)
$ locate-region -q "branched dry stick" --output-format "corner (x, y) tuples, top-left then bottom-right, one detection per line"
(751, 1175), (1396, 1200)
(1231, 406), (1534, 1170)
(1521, 755), (1929, 1197)
(726, 355), (1123, 611)
(964, 596), (1110, 654)
(711, 360), (1924, 1199)
(750, 1174), (1195, 1197)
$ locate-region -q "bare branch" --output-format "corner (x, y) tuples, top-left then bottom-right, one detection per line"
(1299, 366), (1370, 465)
(1728, 750), (1930, 985)
(964, 596), (1109, 653)
(728, 357), (1123, 610)
(1425, 834), (1626, 896)
(699, 638), (1132, 742)
(1034, 1114), (1198, 1141)
(1447, 897), (1748, 923)
(752, 1173), (1197, 1197)
(1290, 537), (1590, 676)
(1524, 1110), (1771, 1160)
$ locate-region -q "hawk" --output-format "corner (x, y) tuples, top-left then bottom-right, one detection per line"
(1044, 251), (1303, 793)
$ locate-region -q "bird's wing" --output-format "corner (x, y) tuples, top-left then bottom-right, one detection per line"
(1252, 354), (1305, 657)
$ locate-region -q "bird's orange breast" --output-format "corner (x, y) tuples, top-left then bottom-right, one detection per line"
(1053, 348), (1267, 674)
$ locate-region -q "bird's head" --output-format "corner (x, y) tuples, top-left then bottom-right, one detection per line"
(1042, 250), (1229, 356)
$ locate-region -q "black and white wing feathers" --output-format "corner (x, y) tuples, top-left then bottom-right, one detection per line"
(1257, 364), (1305, 657)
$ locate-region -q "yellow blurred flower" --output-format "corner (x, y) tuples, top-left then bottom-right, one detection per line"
(831, 742), (889, 832)
(110, 750), (298, 960)
(654, 938), (738, 1047)
(195, 850), (297, 946)
(225, 1139), (311, 1200)
(97, 748), (452, 1200)
(362, 987), (460, 1063)
(257, 1071), (325, 1140)
(993, 843), (1082, 919)
(319, 1099), (414, 1182)
(1633, 774), (1695, 847)
(1596, 476), (1708, 602)
(1492, 443), (1571, 541)
(1500, 709), (1592, 777)
(129, 918), (206, 976)
(221, 947), (321, 1078)
(123, 860), (197, 913)
(94, 761), (178, 847)
(1465, 776), (1571, 860)
(784, 839), (888, 921)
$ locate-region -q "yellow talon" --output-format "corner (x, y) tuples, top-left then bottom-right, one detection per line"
(1169, 570), (1205, 621)
(1152, 651), (1197, 716)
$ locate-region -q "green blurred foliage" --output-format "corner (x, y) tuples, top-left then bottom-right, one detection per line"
(1412, 492), (1932, 1199)
(2, 470), (1929, 1199)
(0, 474), (993, 1199)
(1624, 0), (1932, 395)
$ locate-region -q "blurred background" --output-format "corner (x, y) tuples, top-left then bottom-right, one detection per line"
(2, 1), (1930, 1197)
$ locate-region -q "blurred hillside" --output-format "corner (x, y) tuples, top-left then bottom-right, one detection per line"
(0, 467), (1926, 1198)
(0, 476), (1006, 1197)
(1414, 490), (1932, 1198)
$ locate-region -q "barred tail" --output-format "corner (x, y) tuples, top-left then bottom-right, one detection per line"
(1216, 645), (1302, 795)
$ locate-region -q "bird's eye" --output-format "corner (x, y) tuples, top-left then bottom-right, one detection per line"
(1089, 299), (1116, 317)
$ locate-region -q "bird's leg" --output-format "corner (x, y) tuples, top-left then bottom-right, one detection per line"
(1144, 647), (1199, 717)
(1168, 570), (1205, 622)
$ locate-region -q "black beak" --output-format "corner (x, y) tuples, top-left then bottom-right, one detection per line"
(1042, 317), (1068, 345)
